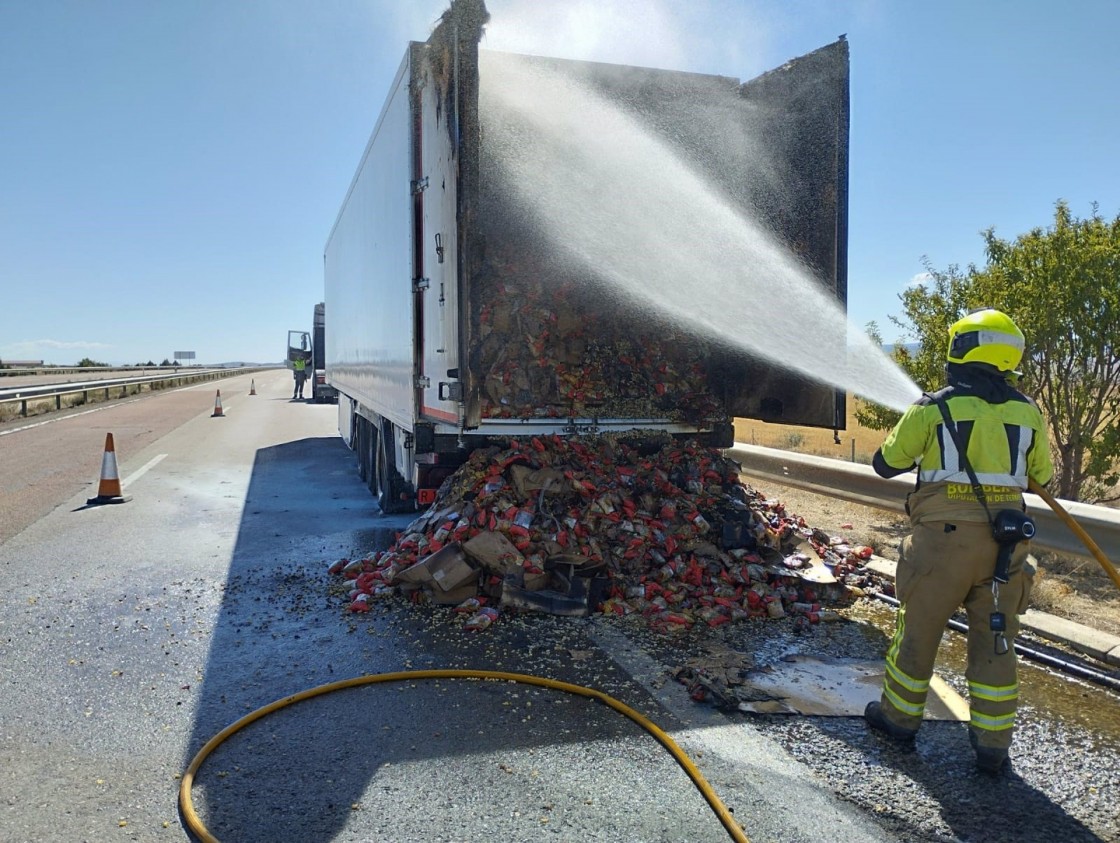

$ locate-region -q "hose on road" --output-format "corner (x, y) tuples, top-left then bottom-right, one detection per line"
(179, 668), (751, 843)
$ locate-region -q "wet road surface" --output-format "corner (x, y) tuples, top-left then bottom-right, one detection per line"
(1, 369), (1116, 842)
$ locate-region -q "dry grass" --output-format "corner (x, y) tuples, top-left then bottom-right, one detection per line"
(1030, 552), (1120, 637)
(733, 406), (884, 464)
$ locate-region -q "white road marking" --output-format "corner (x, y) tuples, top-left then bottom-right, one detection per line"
(122, 454), (168, 489)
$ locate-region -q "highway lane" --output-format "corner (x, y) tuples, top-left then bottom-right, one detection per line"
(1, 370), (1115, 842)
(0, 369), (399, 840)
(0, 373), (262, 545)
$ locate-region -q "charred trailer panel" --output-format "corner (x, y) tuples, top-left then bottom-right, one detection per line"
(454, 40), (850, 435)
(729, 39), (850, 430)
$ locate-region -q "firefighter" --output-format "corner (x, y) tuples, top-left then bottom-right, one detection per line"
(865, 308), (1054, 774)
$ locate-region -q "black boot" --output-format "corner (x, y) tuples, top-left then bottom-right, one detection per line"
(969, 730), (1009, 775)
(864, 701), (918, 742)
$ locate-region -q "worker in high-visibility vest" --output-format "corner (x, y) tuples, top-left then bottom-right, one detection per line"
(292, 353), (309, 399)
(865, 308), (1054, 775)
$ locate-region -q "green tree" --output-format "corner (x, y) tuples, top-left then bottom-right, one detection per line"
(857, 201), (1120, 503)
(975, 202), (1120, 502)
(76, 357), (106, 367)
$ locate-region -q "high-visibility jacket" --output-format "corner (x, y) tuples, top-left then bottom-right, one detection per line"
(879, 385), (1054, 524)
(293, 357), (307, 372)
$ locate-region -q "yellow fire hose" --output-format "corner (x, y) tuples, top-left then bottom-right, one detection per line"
(1029, 478), (1120, 593)
(179, 668), (750, 843)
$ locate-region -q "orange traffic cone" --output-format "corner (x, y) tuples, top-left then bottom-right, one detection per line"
(87, 433), (131, 505)
(249, 379), (257, 396)
(212, 389), (225, 417)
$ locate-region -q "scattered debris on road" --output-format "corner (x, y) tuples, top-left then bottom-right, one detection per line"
(330, 435), (884, 637)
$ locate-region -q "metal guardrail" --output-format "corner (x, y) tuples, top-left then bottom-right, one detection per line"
(0, 368), (263, 417)
(0, 365), (167, 378)
(728, 442), (1120, 563)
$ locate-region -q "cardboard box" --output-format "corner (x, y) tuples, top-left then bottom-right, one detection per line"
(428, 581), (480, 605)
(523, 569), (549, 591)
(395, 559), (435, 585)
(427, 544), (478, 591)
(509, 465), (567, 498)
(397, 543), (477, 591)
(463, 531), (524, 575)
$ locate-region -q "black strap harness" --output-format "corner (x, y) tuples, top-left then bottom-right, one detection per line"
(924, 392), (1037, 655)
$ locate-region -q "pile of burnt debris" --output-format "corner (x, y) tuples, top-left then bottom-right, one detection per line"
(331, 433), (881, 633)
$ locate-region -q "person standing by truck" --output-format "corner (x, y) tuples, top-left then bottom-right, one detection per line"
(863, 308), (1053, 775)
(292, 352), (309, 400)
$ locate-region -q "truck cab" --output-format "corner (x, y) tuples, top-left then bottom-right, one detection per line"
(286, 330), (312, 369)
(287, 309), (338, 404)
(311, 302), (337, 404)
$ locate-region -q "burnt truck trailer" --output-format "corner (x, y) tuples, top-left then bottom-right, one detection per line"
(324, 0), (849, 514)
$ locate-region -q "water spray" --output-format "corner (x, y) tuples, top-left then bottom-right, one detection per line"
(479, 50), (921, 413)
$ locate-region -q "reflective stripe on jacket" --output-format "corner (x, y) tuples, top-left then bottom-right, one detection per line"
(879, 389), (1053, 521)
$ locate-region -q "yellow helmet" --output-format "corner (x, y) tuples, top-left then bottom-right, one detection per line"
(947, 308), (1025, 372)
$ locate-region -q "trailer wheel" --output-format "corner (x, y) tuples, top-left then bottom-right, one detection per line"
(366, 421), (380, 498)
(355, 416), (371, 483)
(375, 426), (412, 514)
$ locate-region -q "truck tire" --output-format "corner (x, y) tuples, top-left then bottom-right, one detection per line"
(375, 425), (412, 514)
(355, 415), (381, 501)
(366, 421), (380, 497)
(356, 416), (371, 483)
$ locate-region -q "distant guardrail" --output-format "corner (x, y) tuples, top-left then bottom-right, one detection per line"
(729, 442), (1120, 563)
(0, 368), (265, 417)
(0, 365), (179, 378)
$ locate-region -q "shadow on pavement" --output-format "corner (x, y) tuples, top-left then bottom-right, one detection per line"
(181, 436), (729, 842)
(765, 689), (1107, 842)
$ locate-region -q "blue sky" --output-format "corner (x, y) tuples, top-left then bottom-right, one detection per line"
(1, 0), (1116, 366)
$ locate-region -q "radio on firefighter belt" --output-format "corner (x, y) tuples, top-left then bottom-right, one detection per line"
(931, 396), (1036, 655)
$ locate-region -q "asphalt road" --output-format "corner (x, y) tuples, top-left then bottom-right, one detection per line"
(1, 369), (1116, 842)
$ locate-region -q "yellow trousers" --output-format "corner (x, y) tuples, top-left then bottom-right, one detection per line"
(879, 520), (1033, 750)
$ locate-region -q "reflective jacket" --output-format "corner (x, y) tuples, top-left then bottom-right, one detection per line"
(293, 357), (307, 372)
(876, 381), (1053, 524)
